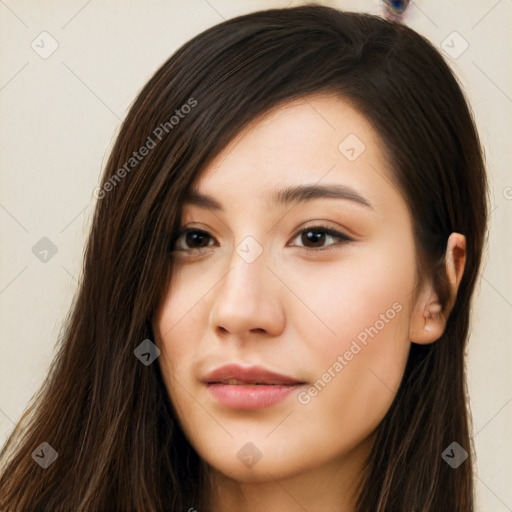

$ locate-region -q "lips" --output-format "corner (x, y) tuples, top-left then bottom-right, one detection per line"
(202, 364), (305, 386)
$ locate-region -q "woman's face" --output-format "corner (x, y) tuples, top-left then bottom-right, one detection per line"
(153, 94), (419, 487)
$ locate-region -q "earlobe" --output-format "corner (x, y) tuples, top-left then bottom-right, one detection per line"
(410, 293), (445, 344)
(423, 302), (442, 333)
(409, 232), (466, 344)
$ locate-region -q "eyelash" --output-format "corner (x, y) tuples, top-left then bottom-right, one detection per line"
(171, 224), (353, 255)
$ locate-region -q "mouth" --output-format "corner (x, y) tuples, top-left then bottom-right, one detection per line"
(202, 363), (306, 386)
(202, 364), (307, 409)
(210, 378), (304, 386)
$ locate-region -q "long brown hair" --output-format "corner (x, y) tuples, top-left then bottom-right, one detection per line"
(0, 4), (488, 510)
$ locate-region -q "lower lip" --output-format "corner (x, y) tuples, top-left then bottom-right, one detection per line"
(206, 383), (303, 409)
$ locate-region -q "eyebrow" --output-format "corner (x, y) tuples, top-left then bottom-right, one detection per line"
(182, 183), (374, 211)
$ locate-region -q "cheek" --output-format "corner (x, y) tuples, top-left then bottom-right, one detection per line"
(153, 282), (203, 408)
(285, 241), (414, 352)
(291, 244), (415, 428)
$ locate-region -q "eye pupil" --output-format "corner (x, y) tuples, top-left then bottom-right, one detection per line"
(302, 229), (325, 247)
(186, 231), (209, 248)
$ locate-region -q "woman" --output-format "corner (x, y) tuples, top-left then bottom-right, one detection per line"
(0, 4), (488, 511)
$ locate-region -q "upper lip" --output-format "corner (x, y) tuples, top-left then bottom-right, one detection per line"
(202, 364), (305, 385)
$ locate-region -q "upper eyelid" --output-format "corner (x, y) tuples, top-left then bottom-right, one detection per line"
(175, 223), (351, 238)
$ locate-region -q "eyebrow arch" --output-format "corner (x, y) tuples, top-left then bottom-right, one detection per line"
(183, 183), (374, 211)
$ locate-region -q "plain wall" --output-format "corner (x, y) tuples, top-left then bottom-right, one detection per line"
(0, 1), (511, 509)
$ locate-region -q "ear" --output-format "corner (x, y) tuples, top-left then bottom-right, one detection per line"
(409, 233), (466, 344)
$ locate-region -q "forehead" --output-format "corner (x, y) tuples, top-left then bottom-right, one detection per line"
(183, 94), (398, 216)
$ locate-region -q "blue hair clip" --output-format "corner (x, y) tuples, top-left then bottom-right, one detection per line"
(382, 0), (411, 16)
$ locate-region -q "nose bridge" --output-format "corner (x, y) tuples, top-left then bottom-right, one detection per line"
(223, 231), (270, 305)
(224, 213), (273, 284)
(209, 229), (284, 337)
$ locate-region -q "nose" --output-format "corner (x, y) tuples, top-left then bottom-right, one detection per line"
(209, 240), (286, 341)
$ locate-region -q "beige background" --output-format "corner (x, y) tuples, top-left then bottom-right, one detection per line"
(0, 0), (510, 509)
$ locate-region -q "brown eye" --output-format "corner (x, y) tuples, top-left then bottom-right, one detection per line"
(172, 229), (214, 252)
(292, 225), (352, 251)
(171, 224), (352, 254)
(301, 228), (327, 248)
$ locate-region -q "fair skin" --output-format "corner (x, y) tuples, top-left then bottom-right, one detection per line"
(152, 94), (466, 512)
